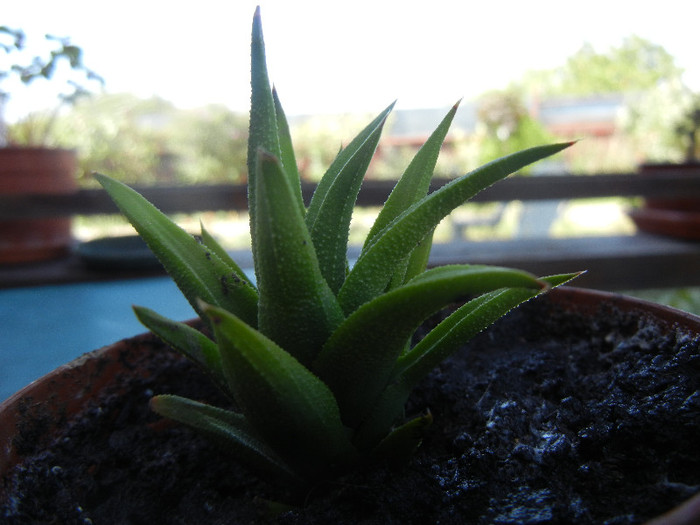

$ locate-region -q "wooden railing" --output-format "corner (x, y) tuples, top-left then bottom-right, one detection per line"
(1, 171), (699, 219)
(1, 169), (699, 290)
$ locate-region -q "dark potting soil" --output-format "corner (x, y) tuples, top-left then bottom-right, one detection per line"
(2, 294), (699, 524)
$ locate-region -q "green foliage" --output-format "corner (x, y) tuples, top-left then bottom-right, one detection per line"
(0, 26), (103, 145)
(621, 80), (698, 163)
(518, 36), (682, 97)
(0, 26), (103, 101)
(674, 93), (700, 162)
(46, 94), (249, 185)
(48, 94), (165, 182)
(509, 35), (686, 170)
(169, 104), (249, 183)
(97, 7), (576, 488)
(289, 113), (377, 181)
(475, 89), (554, 167)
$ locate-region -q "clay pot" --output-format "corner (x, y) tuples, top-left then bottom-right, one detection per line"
(1, 288), (698, 523)
(0, 327), (168, 475)
(0, 147), (77, 264)
(629, 162), (700, 240)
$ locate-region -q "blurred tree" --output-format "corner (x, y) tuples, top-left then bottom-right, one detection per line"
(47, 93), (168, 185)
(620, 82), (698, 163)
(673, 92), (700, 162)
(33, 93), (248, 186)
(168, 104), (248, 183)
(1, 26), (104, 145)
(288, 113), (370, 181)
(475, 89), (553, 168)
(519, 36), (683, 96)
(515, 36), (687, 166)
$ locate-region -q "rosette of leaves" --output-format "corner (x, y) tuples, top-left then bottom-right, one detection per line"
(96, 7), (576, 487)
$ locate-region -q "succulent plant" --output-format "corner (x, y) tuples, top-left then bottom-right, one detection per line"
(96, 7), (576, 487)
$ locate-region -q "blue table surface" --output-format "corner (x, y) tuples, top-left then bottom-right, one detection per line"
(1, 277), (198, 402)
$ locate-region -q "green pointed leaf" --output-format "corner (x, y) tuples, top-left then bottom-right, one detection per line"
(396, 288), (539, 386)
(352, 287), (538, 449)
(365, 101), (460, 249)
(370, 410), (433, 468)
(150, 395), (300, 484)
(199, 221), (252, 284)
(273, 85), (304, 213)
(314, 265), (543, 427)
(386, 230), (435, 290)
(400, 229), (435, 284)
(338, 142), (573, 314)
(133, 306), (231, 398)
(94, 173), (258, 326)
(247, 6), (282, 265)
(354, 272), (582, 449)
(305, 102), (394, 228)
(254, 150), (344, 364)
(539, 272), (584, 288)
(396, 272), (582, 388)
(202, 302), (357, 479)
(374, 103), (460, 288)
(304, 102), (394, 293)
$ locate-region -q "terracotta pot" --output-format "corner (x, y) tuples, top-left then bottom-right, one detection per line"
(0, 328), (168, 476)
(629, 162), (700, 240)
(1, 288), (698, 523)
(0, 147), (77, 264)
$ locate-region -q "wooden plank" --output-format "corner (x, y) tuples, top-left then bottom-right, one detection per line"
(2, 234), (698, 291)
(1, 172), (699, 219)
(469, 172), (700, 202)
(425, 235), (700, 291)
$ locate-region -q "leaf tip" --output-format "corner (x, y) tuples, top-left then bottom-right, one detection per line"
(149, 394), (165, 412)
(565, 270), (587, 283)
(93, 172), (110, 186)
(252, 5), (264, 42)
(196, 298), (221, 324)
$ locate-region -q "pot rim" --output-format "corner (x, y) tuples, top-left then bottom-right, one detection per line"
(548, 287), (700, 331)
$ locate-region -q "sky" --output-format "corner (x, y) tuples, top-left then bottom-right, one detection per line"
(3, 0), (700, 120)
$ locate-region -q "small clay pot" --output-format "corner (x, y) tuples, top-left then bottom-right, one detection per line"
(630, 162), (700, 240)
(0, 147), (77, 264)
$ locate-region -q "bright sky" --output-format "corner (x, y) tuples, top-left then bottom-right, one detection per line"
(3, 0), (700, 120)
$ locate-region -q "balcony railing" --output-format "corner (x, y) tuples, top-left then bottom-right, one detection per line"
(1, 169), (699, 290)
(1, 171), (699, 219)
